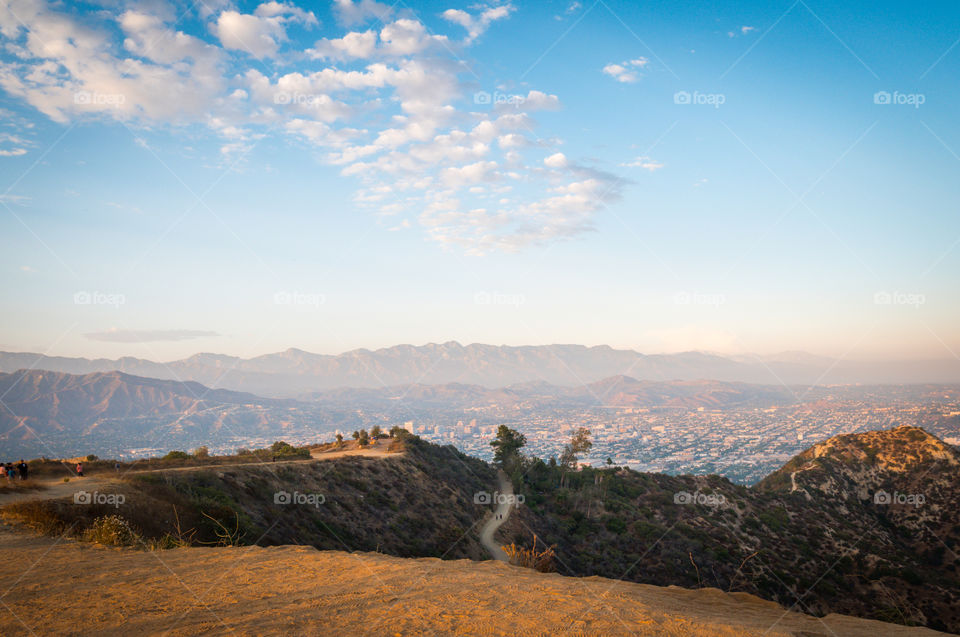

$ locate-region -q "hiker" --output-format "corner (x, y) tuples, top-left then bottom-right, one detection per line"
(17, 460), (27, 480)
(115, 462), (120, 473)
(76, 462), (84, 477)
(3, 463), (11, 482)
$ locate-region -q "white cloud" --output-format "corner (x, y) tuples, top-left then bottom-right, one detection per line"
(0, 0), (622, 255)
(84, 328), (220, 343)
(333, 0), (393, 25)
(213, 10), (285, 58)
(543, 152), (568, 168)
(601, 57), (648, 83)
(623, 156), (663, 171)
(442, 4), (515, 42)
(308, 29), (377, 59)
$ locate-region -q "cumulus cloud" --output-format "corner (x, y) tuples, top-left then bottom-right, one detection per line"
(84, 329), (220, 343)
(601, 58), (648, 83)
(543, 152), (568, 168)
(213, 3), (316, 58)
(442, 4), (514, 42)
(0, 0), (623, 255)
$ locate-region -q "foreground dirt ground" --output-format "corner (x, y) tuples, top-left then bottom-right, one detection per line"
(0, 528), (946, 636)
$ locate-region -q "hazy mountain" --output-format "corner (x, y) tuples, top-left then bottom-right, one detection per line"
(0, 370), (795, 446)
(3, 343), (960, 398)
(0, 370), (280, 438)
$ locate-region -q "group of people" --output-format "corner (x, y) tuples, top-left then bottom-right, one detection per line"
(3, 460), (28, 481)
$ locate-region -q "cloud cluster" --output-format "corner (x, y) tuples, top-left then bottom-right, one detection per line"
(0, 0), (623, 254)
(602, 58), (648, 83)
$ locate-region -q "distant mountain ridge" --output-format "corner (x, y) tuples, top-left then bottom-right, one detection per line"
(3, 342), (960, 397)
(0, 370), (797, 448)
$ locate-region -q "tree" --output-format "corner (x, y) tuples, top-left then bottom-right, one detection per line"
(490, 425), (526, 468)
(358, 429), (370, 447)
(193, 446), (210, 458)
(560, 427), (592, 469)
(370, 425), (383, 439)
(352, 431), (360, 440)
(559, 428), (592, 487)
(335, 433), (344, 445)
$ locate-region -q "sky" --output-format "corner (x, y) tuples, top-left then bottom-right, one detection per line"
(0, 0), (958, 362)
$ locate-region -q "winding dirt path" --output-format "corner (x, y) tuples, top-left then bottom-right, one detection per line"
(478, 470), (514, 561)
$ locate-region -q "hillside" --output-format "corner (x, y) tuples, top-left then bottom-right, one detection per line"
(0, 529), (946, 636)
(4, 427), (958, 632)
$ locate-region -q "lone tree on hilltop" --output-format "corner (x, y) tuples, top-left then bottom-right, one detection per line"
(490, 425), (526, 471)
(358, 429), (370, 447)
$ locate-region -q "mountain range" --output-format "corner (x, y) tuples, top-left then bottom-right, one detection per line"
(0, 370), (800, 456)
(3, 342), (960, 398)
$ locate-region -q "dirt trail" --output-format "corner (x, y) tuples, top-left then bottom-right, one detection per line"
(0, 445), (399, 507)
(0, 531), (945, 636)
(478, 470), (514, 561)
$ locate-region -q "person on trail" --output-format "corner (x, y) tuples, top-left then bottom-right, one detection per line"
(3, 463), (11, 482)
(76, 462), (84, 477)
(17, 460), (27, 480)
(115, 462), (120, 473)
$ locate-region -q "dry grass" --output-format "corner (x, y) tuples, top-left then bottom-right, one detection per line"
(502, 535), (556, 573)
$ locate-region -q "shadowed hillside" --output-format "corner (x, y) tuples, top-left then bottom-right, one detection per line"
(4, 427), (958, 632)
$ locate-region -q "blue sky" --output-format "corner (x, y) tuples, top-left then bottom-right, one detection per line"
(0, 0), (958, 361)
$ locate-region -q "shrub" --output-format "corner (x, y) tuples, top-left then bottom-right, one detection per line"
(82, 515), (142, 547)
(502, 536), (556, 573)
(164, 450), (191, 460)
